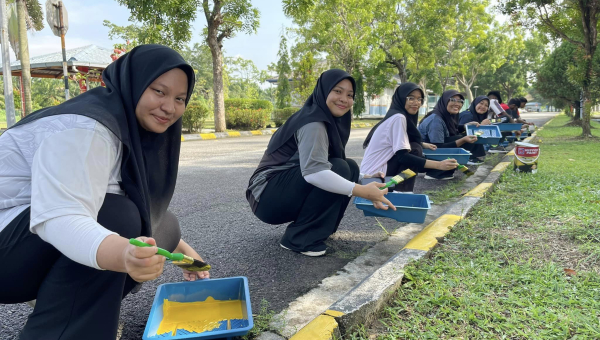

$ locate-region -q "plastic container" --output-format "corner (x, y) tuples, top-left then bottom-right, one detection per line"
(493, 123), (523, 131)
(354, 192), (431, 223)
(466, 125), (502, 145)
(143, 277), (253, 340)
(422, 148), (471, 165)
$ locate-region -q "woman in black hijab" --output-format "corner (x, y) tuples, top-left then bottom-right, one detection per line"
(361, 83), (458, 192)
(417, 90), (478, 180)
(458, 95), (490, 163)
(246, 69), (393, 256)
(0, 45), (207, 339)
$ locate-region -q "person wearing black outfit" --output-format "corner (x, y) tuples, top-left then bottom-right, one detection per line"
(0, 45), (209, 340)
(417, 90), (478, 180)
(246, 69), (394, 257)
(458, 95), (490, 164)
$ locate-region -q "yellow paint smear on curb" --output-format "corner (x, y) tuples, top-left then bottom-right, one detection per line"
(250, 130), (262, 135)
(507, 149), (515, 156)
(200, 133), (217, 140)
(323, 310), (345, 318)
(290, 315), (339, 340)
(465, 182), (493, 197)
(492, 162), (511, 172)
(227, 131), (241, 137)
(403, 214), (461, 251)
(181, 136), (185, 142)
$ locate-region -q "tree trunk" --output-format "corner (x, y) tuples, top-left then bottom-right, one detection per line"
(572, 100), (581, 121)
(209, 41), (226, 132)
(581, 87), (592, 137)
(16, 0), (31, 117)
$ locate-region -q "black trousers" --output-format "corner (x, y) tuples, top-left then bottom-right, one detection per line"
(254, 158), (360, 252)
(461, 141), (486, 160)
(0, 194), (181, 340)
(385, 142), (423, 192)
(425, 135), (463, 179)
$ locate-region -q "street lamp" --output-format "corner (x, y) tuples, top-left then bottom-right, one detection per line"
(473, 85), (479, 97)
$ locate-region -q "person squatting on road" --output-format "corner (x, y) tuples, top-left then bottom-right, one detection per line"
(0, 45), (209, 340)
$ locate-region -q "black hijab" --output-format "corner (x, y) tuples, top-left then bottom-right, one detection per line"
(466, 95), (490, 123)
(363, 82), (423, 148)
(266, 69), (355, 159)
(9, 44), (196, 236)
(422, 90), (464, 136)
(487, 90), (503, 104)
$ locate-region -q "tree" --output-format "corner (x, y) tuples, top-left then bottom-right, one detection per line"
(202, 0), (260, 132)
(179, 43), (216, 102)
(534, 41), (600, 117)
(9, 0), (43, 116)
(227, 56), (265, 99)
(291, 51), (320, 104)
(275, 32), (292, 109)
(502, 0), (599, 137)
(113, 0), (199, 50)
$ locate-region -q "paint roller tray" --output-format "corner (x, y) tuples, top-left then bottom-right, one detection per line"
(466, 125), (502, 145)
(143, 277), (253, 340)
(493, 123), (523, 131)
(422, 148), (471, 164)
(354, 192), (431, 223)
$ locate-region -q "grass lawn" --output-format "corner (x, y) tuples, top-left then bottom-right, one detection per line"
(348, 114), (600, 339)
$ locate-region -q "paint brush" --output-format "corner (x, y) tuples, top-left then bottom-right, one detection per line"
(457, 164), (474, 177)
(129, 239), (211, 272)
(380, 169), (417, 190)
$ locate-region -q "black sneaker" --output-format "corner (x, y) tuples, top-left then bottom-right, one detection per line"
(488, 146), (507, 153)
(467, 158), (484, 165)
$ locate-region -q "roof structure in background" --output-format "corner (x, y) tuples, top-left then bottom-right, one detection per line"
(0, 44), (112, 80)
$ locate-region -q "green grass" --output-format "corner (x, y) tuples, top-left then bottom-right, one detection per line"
(423, 178), (466, 204)
(241, 300), (276, 340)
(347, 114), (600, 339)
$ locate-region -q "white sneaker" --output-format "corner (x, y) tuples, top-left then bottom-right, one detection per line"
(280, 243), (326, 257)
(467, 160), (484, 166)
(424, 175), (454, 180)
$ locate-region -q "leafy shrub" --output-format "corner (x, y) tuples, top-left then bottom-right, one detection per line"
(226, 108), (270, 130)
(183, 100), (210, 133)
(272, 107), (296, 127)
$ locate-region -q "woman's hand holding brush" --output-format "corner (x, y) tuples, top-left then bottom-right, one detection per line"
(353, 182), (396, 211)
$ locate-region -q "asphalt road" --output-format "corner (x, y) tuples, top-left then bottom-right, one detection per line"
(0, 112), (557, 339)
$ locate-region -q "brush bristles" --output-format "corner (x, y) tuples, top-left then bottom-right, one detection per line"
(389, 169), (417, 185)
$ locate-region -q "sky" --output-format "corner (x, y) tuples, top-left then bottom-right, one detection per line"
(18, 0), (293, 71)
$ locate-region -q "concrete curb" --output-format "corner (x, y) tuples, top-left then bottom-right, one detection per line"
(180, 122), (377, 142)
(287, 120), (552, 340)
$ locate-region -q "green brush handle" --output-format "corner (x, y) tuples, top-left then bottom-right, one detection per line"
(129, 238), (184, 262)
(380, 181), (395, 190)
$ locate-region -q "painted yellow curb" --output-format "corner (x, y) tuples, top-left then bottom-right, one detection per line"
(227, 131), (241, 137)
(250, 130), (262, 135)
(464, 182), (493, 198)
(507, 149), (515, 156)
(181, 136), (185, 142)
(289, 314), (340, 340)
(403, 214), (462, 251)
(200, 133), (217, 140)
(323, 309), (344, 318)
(358, 123), (366, 127)
(271, 129), (277, 133)
(492, 161), (511, 172)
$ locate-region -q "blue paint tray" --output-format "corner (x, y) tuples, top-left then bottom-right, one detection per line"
(143, 277), (253, 340)
(466, 125), (502, 145)
(493, 123), (522, 131)
(422, 148), (471, 165)
(354, 192), (431, 223)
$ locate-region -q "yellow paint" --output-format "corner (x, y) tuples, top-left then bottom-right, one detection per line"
(323, 309), (345, 318)
(200, 133), (217, 140)
(157, 297), (243, 336)
(227, 131), (241, 137)
(492, 162), (511, 172)
(464, 182), (493, 197)
(271, 129), (277, 133)
(507, 149), (515, 156)
(403, 214), (461, 251)
(181, 136), (185, 142)
(250, 130), (262, 135)
(289, 315), (338, 340)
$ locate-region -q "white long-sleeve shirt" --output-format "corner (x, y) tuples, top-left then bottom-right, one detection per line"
(0, 114), (124, 269)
